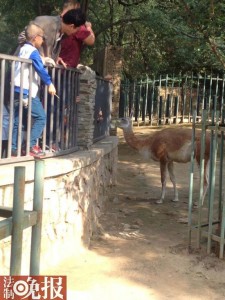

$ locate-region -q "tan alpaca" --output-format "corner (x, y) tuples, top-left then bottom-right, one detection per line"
(116, 117), (210, 204)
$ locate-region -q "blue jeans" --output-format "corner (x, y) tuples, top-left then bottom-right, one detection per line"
(12, 95), (46, 150)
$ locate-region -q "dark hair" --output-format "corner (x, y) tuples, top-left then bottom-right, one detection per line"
(62, 8), (86, 27)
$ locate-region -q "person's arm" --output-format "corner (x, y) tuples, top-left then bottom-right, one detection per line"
(83, 22), (95, 46)
(56, 56), (67, 68)
(18, 28), (26, 44)
(30, 50), (56, 95)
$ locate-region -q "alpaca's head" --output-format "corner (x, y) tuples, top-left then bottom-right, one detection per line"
(116, 117), (132, 130)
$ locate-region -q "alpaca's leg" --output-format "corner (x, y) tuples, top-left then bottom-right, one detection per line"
(156, 161), (167, 204)
(168, 161), (179, 202)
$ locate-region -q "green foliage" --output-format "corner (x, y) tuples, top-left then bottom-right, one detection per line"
(0, 0), (62, 53)
(84, 0), (225, 78)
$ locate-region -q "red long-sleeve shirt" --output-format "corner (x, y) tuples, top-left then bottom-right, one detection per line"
(59, 25), (91, 68)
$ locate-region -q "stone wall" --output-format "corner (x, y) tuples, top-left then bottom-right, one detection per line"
(77, 65), (97, 149)
(0, 136), (118, 274)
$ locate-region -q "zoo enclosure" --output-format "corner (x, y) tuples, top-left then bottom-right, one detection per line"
(119, 74), (225, 125)
(120, 73), (225, 258)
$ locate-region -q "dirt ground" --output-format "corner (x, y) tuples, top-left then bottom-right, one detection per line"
(48, 125), (225, 300)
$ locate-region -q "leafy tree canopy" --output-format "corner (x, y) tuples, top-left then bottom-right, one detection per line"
(0, 0), (225, 79)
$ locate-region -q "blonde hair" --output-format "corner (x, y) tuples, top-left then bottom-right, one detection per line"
(25, 22), (44, 41)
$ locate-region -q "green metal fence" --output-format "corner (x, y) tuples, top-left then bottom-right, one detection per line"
(120, 74), (225, 125)
(0, 160), (44, 274)
(188, 109), (225, 258)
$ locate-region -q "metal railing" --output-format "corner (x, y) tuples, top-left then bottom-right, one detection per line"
(93, 76), (112, 142)
(120, 74), (225, 125)
(0, 53), (80, 163)
(0, 53), (112, 164)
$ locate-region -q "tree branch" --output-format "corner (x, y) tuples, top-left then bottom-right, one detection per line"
(95, 17), (142, 37)
(208, 38), (225, 69)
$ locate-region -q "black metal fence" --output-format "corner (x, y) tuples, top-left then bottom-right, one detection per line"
(93, 76), (112, 142)
(119, 74), (225, 125)
(0, 53), (112, 164)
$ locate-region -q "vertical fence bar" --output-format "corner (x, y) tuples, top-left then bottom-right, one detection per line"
(124, 80), (128, 117)
(207, 110), (219, 254)
(159, 96), (163, 125)
(173, 96), (178, 124)
(42, 79), (48, 152)
(150, 77), (155, 126)
(0, 59), (5, 157)
(176, 75), (181, 123)
(130, 81), (135, 116)
(196, 109), (207, 248)
(220, 75), (225, 118)
(202, 74), (206, 111)
(17, 63), (25, 157)
(188, 110), (196, 248)
(119, 84), (124, 117)
(65, 70), (72, 148)
(157, 76), (162, 126)
(141, 79), (146, 122)
(169, 74), (175, 125)
(196, 75), (200, 120)
(30, 160), (45, 275)
(25, 63), (33, 155)
(190, 73), (194, 121)
(144, 75), (148, 124)
(208, 96), (216, 206)
(181, 74), (186, 123)
(183, 75), (188, 123)
(164, 74), (168, 124)
(134, 80), (139, 122)
(165, 94), (170, 124)
(55, 68), (62, 148)
(219, 196), (225, 258)
(10, 166), (25, 275)
(215, 75), (219, 111)
(219, 109), (225, 215)
(208, 74), (213, 120)
(7, 61), (15, 158)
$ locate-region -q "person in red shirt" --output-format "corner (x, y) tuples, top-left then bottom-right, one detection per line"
(57, 1), (95, 68)
(57, 22), (95, 68)
(47, 1), (95, 151)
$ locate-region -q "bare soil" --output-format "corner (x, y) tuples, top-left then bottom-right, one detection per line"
(48, 125), (225, 300)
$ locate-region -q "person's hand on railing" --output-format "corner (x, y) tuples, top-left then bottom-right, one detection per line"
(56, 56), (67, 69)
(42, 56), (56, 67)
(48, 83), (56, 95)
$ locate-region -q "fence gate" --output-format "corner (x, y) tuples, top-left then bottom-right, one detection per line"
(0, 160), (44, 274)
(188, 109), (225, 258)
